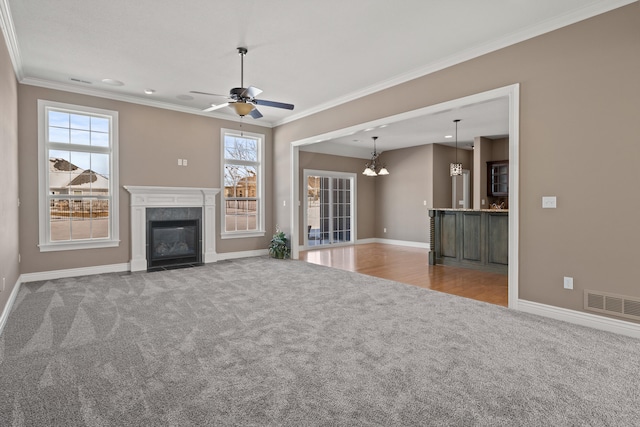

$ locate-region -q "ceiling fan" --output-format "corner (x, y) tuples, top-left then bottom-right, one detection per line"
(191, 47), (294, 119)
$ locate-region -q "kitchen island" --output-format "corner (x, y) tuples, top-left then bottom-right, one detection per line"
(428, 209), (508, 274)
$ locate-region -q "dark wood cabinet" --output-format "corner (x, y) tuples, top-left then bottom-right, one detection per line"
(487, 160), (509, 197)
(429, 209), (508, 274)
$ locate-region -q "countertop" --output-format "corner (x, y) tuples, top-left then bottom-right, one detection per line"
(429, 208), (509, 213)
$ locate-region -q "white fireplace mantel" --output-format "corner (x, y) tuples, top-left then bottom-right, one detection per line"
(123, 185), (221, 271)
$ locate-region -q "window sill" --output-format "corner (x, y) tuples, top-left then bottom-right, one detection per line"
(220, 231), (266, 240)
(38, 239), (120, 252)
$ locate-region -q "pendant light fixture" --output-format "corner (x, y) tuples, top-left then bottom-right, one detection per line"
(450, 119), (463, 176)
(363, 136), (389, 176)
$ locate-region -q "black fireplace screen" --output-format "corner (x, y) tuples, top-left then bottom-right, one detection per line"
(147, 219), (202, 270)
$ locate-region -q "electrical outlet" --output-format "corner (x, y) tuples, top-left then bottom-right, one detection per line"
(423, 200), (427, 206)
(183, 159), (188, 166)
(563, 276), (573, 290)
(383, 227), (387, 233)
(177, 158), (183, 166)
(542, 196), (557, 208)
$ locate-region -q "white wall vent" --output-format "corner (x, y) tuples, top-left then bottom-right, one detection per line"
(584, 290), (640, 321)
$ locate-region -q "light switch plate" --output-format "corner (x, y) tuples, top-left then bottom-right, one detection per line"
(542, 196), (557, 208)
(564, 276), (573, 289)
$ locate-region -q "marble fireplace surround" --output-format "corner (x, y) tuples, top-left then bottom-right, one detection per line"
(124, 186), (221, 271)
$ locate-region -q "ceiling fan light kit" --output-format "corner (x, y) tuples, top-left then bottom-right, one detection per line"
(231, 102), (255, 117)
(192, 47), (294, 119)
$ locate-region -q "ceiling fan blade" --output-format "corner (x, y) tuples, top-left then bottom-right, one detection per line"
(253, 99), (294, 110)
(249, 108), (263, 119)
(202, 102), (229, 112)
(190, 90), (227, 97)
(241, 86), (263, 99)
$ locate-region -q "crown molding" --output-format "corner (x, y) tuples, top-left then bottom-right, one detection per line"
(20, 77), (274, 128)
(0, 0), (24, 80)
(273, 0), (637, 127)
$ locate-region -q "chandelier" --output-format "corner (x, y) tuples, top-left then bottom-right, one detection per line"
(363, 136), (389, 176)
(450, 119), (463, 176)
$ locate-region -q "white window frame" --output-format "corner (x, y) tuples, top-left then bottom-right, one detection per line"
(220, 128), (265, 239)
(37, 100), (120, 252)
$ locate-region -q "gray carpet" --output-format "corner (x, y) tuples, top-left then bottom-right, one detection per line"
(1, 257), (639, 426)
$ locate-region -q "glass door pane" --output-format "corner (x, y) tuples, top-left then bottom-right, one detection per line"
(306, 173), (354, 247)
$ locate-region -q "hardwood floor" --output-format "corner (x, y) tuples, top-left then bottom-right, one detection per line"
(299, 243), (508, 307)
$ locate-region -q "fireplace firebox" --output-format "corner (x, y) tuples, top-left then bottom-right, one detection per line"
(147, 219), (202, 271)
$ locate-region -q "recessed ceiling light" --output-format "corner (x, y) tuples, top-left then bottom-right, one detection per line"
(378, 124), (388, 128)
(364, 127), (375, 132)
(177, 94), (194, 101)
(144, 89), (155, 95)
(444, 135), (453, 139)
(101, 78), (124, 86)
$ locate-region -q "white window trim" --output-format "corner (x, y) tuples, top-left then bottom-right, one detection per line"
(37, 100), (120, 251)
(220, 128), (265, 239)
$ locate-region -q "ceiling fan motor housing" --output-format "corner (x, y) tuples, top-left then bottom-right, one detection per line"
(194, 46), (293, 117)
(230, 87), (248, 101)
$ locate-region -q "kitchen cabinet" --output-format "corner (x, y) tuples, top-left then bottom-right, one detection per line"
(428, 209), (508, 274)
(487, 160), (509, 197)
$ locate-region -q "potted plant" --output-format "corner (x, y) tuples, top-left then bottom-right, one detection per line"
(268, 226), (291, 259)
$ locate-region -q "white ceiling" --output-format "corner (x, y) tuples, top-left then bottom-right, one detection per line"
(1, 0), (633, 154)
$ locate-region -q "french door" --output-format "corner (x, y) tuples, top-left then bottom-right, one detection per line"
(304, 170), (355, 247)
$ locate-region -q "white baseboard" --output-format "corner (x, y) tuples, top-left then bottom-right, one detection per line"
(355, 238), (377, 245)
(517, 299), (640, 339)
(361, 238), (430, 249)
(0, 276), (23, 337)
(20, 263), (130, 283)
(17, 250), (267, 283)
(216, 249), (269, 261)
(298, 239), (429, 252)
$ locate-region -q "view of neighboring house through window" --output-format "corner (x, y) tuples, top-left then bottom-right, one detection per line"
(38, 100), (119, 251)
(221, 129), (264, 237)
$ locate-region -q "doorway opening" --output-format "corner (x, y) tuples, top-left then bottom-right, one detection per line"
(290, 84), (519, 308)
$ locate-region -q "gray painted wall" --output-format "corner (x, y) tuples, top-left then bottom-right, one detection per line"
(0, 29), (19, 314)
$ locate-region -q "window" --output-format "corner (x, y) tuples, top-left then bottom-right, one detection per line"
(38, 100), (119, 251)
(221, 129), (265, 238)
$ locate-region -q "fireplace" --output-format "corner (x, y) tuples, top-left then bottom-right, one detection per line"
(123, 186), (220, 272)
(147, 219), (202, 270)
